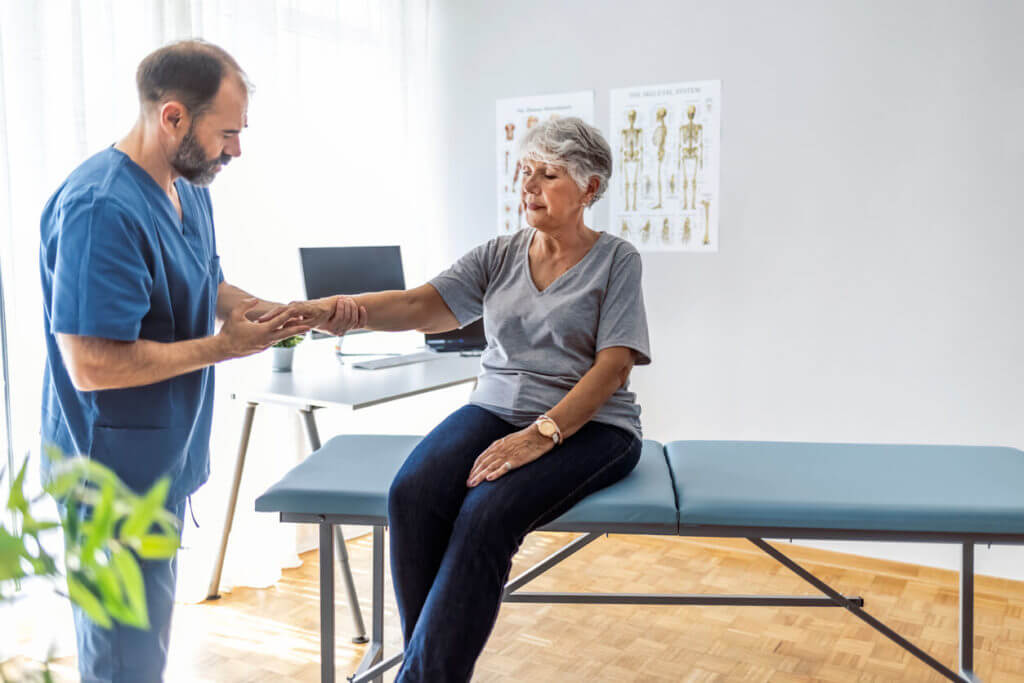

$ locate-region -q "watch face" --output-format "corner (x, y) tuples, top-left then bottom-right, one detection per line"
(538, 420), (556, 437)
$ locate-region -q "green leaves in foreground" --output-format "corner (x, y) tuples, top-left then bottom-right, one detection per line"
(1, 446), (181, 632)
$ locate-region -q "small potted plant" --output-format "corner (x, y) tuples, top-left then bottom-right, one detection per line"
(271, 334), (304, 372)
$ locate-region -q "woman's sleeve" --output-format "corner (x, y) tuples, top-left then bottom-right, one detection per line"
(427, 238), (501, 327)
(596, 249), (652, 365)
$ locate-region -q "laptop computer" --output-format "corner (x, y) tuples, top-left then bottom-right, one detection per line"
(425, 318), (486, 353)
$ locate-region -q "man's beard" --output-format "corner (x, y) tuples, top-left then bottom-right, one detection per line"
(171, 124), (230, 186)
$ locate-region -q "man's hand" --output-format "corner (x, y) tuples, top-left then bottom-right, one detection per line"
(322, 296), (367, 336)
(257, 296), (366, 336)
(217, 299), (312, 359)
(466, 426), (554, 488)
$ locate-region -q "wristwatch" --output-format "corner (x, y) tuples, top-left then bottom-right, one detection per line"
(533, 414), (562, 446)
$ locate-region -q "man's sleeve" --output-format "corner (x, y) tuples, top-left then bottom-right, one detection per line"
(50, 197), (153, 341)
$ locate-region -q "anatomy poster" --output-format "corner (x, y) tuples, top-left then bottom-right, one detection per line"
(609, 80), (721, 252)
(496, 91), (595, 236)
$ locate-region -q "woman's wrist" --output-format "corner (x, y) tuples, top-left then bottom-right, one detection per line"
(527, 423), (556, 453)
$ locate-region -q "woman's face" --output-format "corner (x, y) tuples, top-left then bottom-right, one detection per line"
(519, 159), (587, 231)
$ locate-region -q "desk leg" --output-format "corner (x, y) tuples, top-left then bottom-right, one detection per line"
(299, 407), (369, 644)
(207, 401), (257, 600)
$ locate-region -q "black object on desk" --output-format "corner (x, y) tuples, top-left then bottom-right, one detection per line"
(425, 318), (486, 352)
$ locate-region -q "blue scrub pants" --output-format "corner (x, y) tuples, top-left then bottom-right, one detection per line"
(70, 500), (185, 683)
(387, 405), (642, 682)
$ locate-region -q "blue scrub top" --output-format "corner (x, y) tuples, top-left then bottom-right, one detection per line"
(39, 147), (224, 505)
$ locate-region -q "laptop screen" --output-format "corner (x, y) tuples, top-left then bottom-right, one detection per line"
(425, 318), (486, 352)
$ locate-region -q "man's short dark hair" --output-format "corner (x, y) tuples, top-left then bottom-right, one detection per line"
(136, 39), (249, 118)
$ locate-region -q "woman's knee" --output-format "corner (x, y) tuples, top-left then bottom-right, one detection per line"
(449, 490), (524, 559)
(387, 467), (422, 522)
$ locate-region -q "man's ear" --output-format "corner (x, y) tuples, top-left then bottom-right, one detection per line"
(158, 101), (188, 135)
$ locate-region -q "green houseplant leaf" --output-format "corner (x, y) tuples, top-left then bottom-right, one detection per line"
(65, 573), (112, 630)
(272, 334), (304, 349)
(2, 446), (181, 639)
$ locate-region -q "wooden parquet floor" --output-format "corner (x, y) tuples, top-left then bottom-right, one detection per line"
(34, 533), (1024, 681)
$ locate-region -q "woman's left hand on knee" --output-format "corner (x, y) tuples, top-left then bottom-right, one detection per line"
(467, 427), (553, 487)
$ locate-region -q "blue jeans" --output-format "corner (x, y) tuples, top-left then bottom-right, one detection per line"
(67, 500), (184, 683)
(387, 405), (642, 682)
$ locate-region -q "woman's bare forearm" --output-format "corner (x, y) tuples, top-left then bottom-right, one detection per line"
(546, 348), (636, 440)
(353, 284), (458, 333)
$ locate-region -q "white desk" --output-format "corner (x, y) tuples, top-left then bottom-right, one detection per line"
(205, 339), (480, 643)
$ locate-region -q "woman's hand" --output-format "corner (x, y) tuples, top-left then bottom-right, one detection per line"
(467, 425), (554, 487)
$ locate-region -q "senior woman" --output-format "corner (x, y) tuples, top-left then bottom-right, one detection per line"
(294, 117), (650, 681)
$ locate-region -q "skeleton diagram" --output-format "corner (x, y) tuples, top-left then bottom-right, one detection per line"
(503, 122), (515, 175)
(619, 109), (643, 212)
(651, 107), (667, 209)
(701, 199), (711, 246)
(678, 104), (704, 210)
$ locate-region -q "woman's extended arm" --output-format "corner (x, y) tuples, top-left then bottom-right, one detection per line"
(258, 283), (460, 335)
(467, 346), (636, 487)
(352, 283), (460, 333)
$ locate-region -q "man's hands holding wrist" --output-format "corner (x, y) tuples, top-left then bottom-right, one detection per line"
(321, 296), (367, 336)
(215, 298), (313, 359)
(214, 295), (367, 361)
(256, 296), (366, 337)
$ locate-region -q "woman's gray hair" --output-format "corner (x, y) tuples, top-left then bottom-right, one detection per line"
(517, 117), (613, 206)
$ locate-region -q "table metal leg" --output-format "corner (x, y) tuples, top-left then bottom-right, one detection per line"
(371, 525), (385, 683)
(320, 522), (335, 683)
(207, 401), (257, 600)
(300, 407), (368, 644)
(960, 543), (977, 679)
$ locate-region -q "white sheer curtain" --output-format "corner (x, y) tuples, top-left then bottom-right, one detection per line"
(0, 0), (434, 660)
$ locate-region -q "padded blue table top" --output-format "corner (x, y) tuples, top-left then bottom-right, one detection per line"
(255, 435), (679, 533)
(667, 440), (1024, 535)
(540, 439), (678, 534)
(256, 435), (1024, 538)
(255, 434), (421, 521)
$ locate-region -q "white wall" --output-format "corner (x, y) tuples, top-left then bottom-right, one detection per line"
(425, 0), (1024, 579)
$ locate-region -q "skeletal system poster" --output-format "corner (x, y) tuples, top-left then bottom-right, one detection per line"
(496, 91), (595, 236)
(610, 80), (721, 252)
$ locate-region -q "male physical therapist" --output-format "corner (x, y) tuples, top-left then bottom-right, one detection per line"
(39, 40), (361, 682)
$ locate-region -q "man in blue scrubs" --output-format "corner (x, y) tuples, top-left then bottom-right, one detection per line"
(39, 40), (363, 682)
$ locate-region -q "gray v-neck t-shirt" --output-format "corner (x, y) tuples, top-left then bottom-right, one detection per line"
(428, 228), (651, 438)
